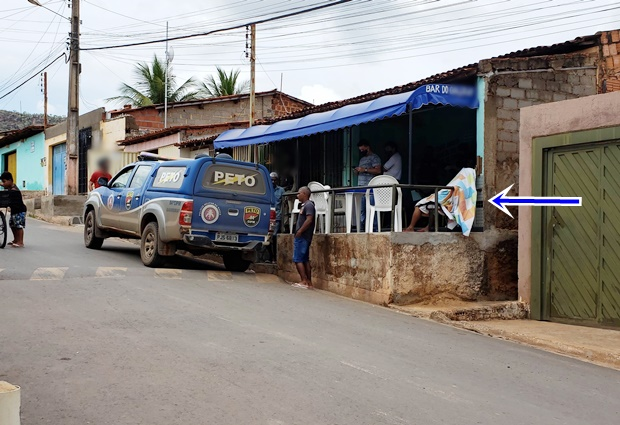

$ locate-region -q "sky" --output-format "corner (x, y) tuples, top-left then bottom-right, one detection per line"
(1, 0), (619, 117)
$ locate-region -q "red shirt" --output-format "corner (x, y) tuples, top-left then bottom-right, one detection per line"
(90, 171), (112, 189)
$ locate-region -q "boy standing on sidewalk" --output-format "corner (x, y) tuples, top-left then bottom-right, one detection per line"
(1, 172), (27, 248)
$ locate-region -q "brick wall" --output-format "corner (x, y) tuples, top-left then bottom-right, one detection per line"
(482, 52), (599, 230)
(112, 93), (309, 132)
(271, 93), (310, 116)
(125, 107), (164, 130)
(600, 30), (620, 93)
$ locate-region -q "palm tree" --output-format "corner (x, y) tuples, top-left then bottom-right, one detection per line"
(107, 55), (198, 107)
(198, 67), (250, 98)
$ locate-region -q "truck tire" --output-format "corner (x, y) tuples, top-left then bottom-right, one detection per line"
(223, 253), (251, 273)
(84, 210), (104, 249)
(141, 221), (165, 268)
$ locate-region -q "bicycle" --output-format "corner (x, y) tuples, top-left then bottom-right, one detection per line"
(0, 191), (9, 249)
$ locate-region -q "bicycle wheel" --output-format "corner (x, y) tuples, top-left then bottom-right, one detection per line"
(0, 211), (7, 249)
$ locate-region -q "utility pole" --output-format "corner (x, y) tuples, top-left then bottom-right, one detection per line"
(249, 24), (257, 162)
(164, 22), (169, 129)
(66, 0), (80, 195)
(43, 72), (48, 128)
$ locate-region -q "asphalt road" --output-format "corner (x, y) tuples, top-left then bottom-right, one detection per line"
(1, 220), (619, 425)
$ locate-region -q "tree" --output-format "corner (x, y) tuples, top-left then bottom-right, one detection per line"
(107, 55), (198, 107)
(198, 67), (250, 98)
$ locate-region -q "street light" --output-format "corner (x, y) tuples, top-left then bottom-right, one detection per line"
(27, 0), (70, 21)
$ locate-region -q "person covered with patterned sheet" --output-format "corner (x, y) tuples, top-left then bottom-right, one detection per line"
(404, 168), (477, 236)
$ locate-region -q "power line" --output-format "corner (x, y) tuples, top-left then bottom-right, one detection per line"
(0, 53), (66, 101)
(80, 0), (356, 51)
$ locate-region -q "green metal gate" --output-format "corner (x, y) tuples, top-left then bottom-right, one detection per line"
(543, 142), (620, 327)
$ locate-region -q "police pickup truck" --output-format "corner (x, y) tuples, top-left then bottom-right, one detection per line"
(83, 153), (275, 272)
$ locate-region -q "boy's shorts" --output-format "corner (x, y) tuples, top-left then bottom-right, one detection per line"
(293, 237), (311, 263)
(9, 212), (26, 229)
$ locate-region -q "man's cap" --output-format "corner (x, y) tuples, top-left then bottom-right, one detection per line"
(270, 172), (279, 179)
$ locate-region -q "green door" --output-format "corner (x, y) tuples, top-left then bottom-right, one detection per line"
(600, 143), (620, 325)
(544, 142), (620, 326)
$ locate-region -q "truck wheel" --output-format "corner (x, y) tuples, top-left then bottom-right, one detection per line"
(223, 253), (251, 273)
(84, 210), (104, 249)
(141, 221), (165, 268)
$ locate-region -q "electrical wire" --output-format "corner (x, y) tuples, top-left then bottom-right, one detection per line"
(80, 0), (355, 51)
(0, 53), (66, 101)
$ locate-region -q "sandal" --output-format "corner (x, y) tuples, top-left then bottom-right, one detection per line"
(10, 244), (24, 248)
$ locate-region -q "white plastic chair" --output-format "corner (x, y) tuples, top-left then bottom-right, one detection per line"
(289, 199), (301, 234)
(365, 175), (402, 233)
(308, 181), (331, 233)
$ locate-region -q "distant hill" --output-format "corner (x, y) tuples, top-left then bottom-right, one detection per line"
(0, 110), (65, 133)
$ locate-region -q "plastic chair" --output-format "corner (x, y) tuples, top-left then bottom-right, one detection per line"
(308, 181), (331, 233)
(289, 199), (301, 234)
(365, 175), (402, 233)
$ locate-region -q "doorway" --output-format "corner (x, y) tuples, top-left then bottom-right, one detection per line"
(52, 143), (66, 195)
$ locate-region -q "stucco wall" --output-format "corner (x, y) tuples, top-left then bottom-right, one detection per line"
(0, 132), (45, 191)
(278, 231), (517, 305)
(101, 117), (127, 152)
(518, 91), (620, 304)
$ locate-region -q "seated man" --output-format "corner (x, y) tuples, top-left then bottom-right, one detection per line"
(404, 168), (477, 236)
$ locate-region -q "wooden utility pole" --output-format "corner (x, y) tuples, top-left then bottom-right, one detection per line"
(66, 0), (80, 195)
(249, 24), (256, 126)
(249, 24), (258, 163)
(43, 72), (48, 128)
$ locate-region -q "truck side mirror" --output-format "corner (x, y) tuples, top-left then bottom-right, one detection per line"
(97, 177), (109, 187)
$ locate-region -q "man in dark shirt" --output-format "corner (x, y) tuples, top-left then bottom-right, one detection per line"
(1, 172), (27, 248)
(292, 186), (315, 289)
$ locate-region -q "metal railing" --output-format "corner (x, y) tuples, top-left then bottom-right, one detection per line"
(282, 183), (455, 233)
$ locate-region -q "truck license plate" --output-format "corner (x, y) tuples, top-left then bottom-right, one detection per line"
(215, 233), (239, 243)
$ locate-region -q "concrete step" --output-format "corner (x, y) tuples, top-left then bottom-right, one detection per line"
(390, 301), (529, 321)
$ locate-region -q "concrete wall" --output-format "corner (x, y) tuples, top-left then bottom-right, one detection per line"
(278, 231), (517, 306)
(518, 91), (620, 304)
(112, 94), (310, 131)
(480, 49), (599, 231)
(0, 132), (45, 191)
(41, 195), (87, 218)
(101, 117), (127, 152)
(159, 144), (183, 158)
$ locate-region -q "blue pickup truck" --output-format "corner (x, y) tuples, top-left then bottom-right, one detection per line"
(83, 153), (275, 272)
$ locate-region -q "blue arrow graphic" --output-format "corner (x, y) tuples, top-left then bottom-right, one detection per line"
(488, 184), (582, 218)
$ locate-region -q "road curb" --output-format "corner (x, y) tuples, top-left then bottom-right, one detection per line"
(450, 321), (620, 371)
(29, 213), (82, 226)
(389, 303), (620, 371)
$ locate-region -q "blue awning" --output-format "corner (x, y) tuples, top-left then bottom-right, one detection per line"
(214, 84), (478, 149)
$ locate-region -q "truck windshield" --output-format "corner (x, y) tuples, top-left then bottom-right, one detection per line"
(202, 164), (266, 195)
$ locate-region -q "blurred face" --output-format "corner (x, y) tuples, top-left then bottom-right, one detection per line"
(1, 179), (12, 189)
(271, 178), (278, 188)
(359, 146), (369, 156)
(297, 189), (309, 202)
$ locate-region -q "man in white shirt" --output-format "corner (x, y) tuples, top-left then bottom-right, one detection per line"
(383, 141), (402, 182)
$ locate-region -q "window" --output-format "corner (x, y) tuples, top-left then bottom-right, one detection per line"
(152, 166), (186, 189)
(110, 166), (134, 189)
(129, 165), (153, 188)
(202, 164), (266, 195)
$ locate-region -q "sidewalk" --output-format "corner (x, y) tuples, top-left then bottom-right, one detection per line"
(391, 301), (620, 371)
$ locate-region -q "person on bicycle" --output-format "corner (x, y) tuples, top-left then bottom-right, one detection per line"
(1, 172), (27, 248)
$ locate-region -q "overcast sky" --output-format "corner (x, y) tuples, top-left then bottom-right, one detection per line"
(1, 0), (618, 116)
